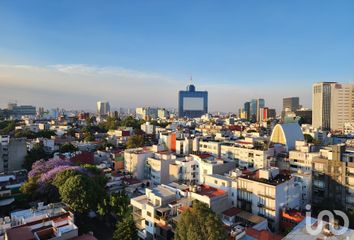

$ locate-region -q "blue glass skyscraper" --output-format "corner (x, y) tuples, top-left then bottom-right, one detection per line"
(178, 84), (208, 118)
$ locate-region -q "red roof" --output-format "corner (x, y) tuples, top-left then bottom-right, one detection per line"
(245, 227), (283, 240)
(187, 184), (226, 198)
(122, 177), (141, 185)
(222, 207), (242, 217)
(196, 153), (213, 159)
(70, 152), (94, 165)
(6, 226), (34, 240)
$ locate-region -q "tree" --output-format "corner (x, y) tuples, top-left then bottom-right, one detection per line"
(59, 174), (98, 213)
(52, 169), (80, 188)
(0, 121), (15, 135)
(59, 143), (77, 153)
(20, 177), (39, 200)
(304, 134), (314, 143)
(23, 143), (48, 170)
(97, 192), (131, 220)
(126, 135), (145, 149)
(113, 215), (138, 240)
(175, 201), (227, 240)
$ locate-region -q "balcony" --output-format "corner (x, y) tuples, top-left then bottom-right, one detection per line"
(257, 203), (276, 211)
(238, 187), (252, 193)
(258, 193), (275, 200)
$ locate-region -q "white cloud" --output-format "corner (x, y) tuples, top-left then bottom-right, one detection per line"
(0, 64), (312, 112)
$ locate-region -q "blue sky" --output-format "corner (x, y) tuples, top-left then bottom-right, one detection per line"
(0, 0), (353, 112)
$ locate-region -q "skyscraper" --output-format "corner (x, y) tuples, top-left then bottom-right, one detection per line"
(312, 82), (354, 131)
(97, 101), (110, 116)
(178, 84), (208, 118)
(248, 98), (265, 122)
(243, 102), (250, 120)
(283, 97), (300, 112)
(312, 82), (335, 130)
(330, 83), (354, 131)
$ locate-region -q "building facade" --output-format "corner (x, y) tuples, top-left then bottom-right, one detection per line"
(178, 84), (208, 118)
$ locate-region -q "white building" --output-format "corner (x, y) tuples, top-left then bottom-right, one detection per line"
(221, 142), (274, 170)
(124, 148), (154, 180)
(146, 152), (177, 185)
(237, 168), (301, 231)
(288, 140), (319, 173)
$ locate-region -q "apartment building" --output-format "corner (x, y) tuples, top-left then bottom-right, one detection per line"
(312, 144), (354, 211)
(131, 185), (180, 240)
(204, 174), (238, 207)
(124, 148), (154, 180)
(146, 152), (177, 185)
(191, 153), (236, 184)
(0, 136), (27, 173)
(237, 168), (300, 231)
(0, 203), (78, 240)
(221, 139), (274, 170)
(288, 140), (320, 173)
(169, 156), (198, 184)
(198, 139), (221, 157)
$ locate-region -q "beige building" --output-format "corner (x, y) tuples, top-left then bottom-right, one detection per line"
(330, 83), (354, 131)
(312, 82), (354, 131)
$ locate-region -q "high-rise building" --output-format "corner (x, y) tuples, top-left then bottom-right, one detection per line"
(96, 101), (110, 116)
(312, 82), (335, 130)
(283, 97), (300, 112)
(178, 84), (208, 118)
(330, 83), (354, 131)
(243, 102), (250, 120)
(247, 99), (265, 122)
(312, 82), (354, 131)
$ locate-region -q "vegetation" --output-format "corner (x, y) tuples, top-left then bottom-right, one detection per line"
(59, 174), (99, 213)
(15, 129), (56, 139)
(175, 201), (227, 240)
(59, 143), (78, 153)
(0, 120), (15, 135)
(21, 158), (107, 214)
(23, 143), (50, 170)
(126, 135), (145, 149)
(304, 134), (314, 143)
(113, 215), (138, 240)
(97, 192), (131, 221)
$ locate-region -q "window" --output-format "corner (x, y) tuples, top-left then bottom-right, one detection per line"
(214, 180), (218, 184)
(147, 211), (152, 217)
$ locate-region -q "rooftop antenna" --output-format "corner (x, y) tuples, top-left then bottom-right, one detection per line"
(189, 75), (193, 84)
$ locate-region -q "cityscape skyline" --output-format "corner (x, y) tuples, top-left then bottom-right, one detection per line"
(1, 0), (353, 112)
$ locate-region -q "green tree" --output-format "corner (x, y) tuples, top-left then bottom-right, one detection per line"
(126, 135), (145, 149)
(23, 143), (48, 170)
(59, 143), (78, 153)
(0, 121), (15, 135)
(59, 174), (98, 213)
(20, 177), (39, 200)
(97, 192), (131, 220)
(113, 215), (138, 240)
(175, 201), (227, 240)
(52, 169), (80, 189)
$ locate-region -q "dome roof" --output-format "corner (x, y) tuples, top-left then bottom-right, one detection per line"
(186, 84), (196, 92)
(270, 123), (304, 150)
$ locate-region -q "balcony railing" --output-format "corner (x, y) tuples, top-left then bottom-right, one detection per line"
(257, 203), (276, 211)
(258, 193), (275, 200)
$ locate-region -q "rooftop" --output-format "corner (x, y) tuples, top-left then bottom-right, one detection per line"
(240, 170), (292, 186)
(185, 184), (226, 198)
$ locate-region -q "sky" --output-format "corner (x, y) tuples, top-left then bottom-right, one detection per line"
(0, 0), (353, 112)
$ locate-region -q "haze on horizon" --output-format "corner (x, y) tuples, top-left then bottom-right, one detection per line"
(0, 0), (353, 112)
